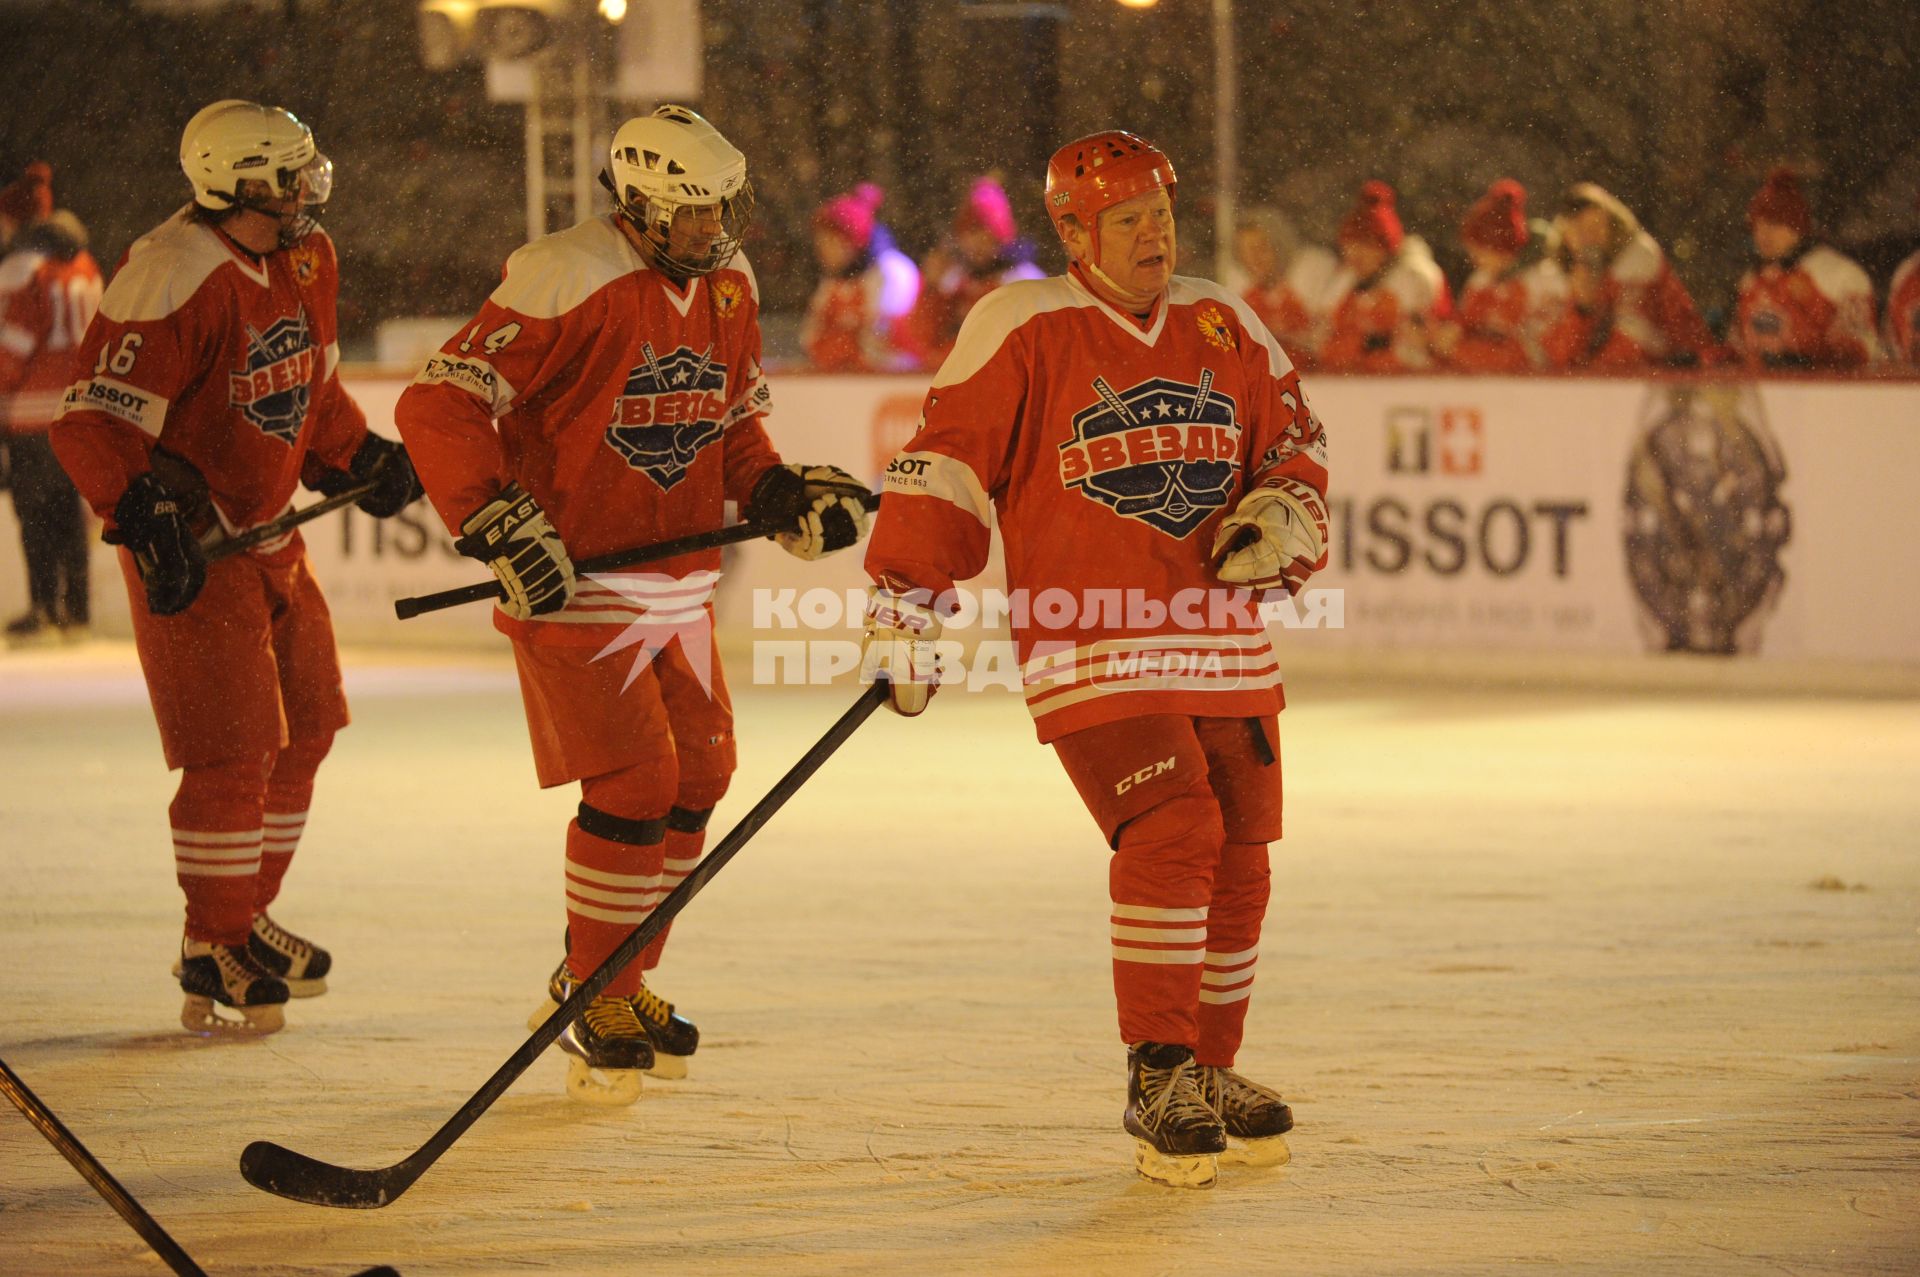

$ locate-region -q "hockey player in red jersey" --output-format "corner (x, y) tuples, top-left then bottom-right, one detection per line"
(0, 164), (102, 643)
(395, 106), (873, 1105)
(862, 130), (1327, 1188)
(49, 101), (425, 1036)
(1731, 168), (1882, 370)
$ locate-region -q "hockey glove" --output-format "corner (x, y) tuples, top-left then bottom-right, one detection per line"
(112, 472), (208, 616)
(311, 433), (425, 518)
(1210, 479), (1329, 596)
(453, 483), (576, 620)
(860, 585), (942, 717)
(745, 463), (875, 560)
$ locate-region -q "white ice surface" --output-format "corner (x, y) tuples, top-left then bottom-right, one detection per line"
(0, 643), (1916, 1276)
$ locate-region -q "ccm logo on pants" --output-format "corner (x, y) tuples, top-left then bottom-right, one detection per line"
(1115, 757), (1177, 795)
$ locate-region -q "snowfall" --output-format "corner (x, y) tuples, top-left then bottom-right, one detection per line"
(1, 642), (1915, 1276)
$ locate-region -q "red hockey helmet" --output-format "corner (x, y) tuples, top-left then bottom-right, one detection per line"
(1044, 130), (1177, 238)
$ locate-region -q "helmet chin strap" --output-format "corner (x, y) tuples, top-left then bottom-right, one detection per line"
(1079, 254), (1163, 314)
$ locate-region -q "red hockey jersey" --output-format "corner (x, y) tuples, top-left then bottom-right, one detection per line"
(1888, 250), (1920, 368)
(1442, 260), (1567, 372)
(864, 266), (1330, 743)
(0, 232), (101, 433)
(798, 247), (919, 372)
(1733, 245), (1881, 369)
(50, 208), (366, 538)
(1542, 232), (1717, 370)
(394, 216), (782, 648)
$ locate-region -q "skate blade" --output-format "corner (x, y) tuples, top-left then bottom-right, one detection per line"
(1131, 1140), (1218, 1189)
(1221, 1134), (1291, 1168)
(283, 976), (327, 999)
(645, 1053), (689, 1081)
(181, 995), (285, 1037)
(564, 1057), (643, 1107)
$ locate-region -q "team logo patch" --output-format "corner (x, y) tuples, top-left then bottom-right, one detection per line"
(288, 244), (320, 288)
(228, 310), (316, 445)
(603, 342), (731, 491)
(712, 277), (744, 317)
(1058, 373), (1241, 539)
(1197, 305), (1235, 351)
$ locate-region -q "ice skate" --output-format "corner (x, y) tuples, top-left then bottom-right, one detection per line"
(247, 911), (331, 997)
(556, 994), (653, 1106)
(1198, 1065), (1294, 1167)
(4, 606), (59, 649)
(173, 939), (289, 1036)
(530, 954), (698, 1079)
(1122, 1042), (1227, 1189)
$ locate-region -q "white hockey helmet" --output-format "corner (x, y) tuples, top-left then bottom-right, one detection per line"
(603, 105), (753, 277)
(180, 100), (332, 229)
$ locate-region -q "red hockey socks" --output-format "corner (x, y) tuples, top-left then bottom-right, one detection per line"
(1108, 791), (1226, 1050)
(641, 806), (712, 971)
(255, 732), (333, 912)
(171, 755), (270, 945)
(564, 803), (666, 998)
(1195, 841), (1271, 1067)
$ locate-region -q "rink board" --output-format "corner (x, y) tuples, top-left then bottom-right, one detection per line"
(4, 372), (1916, 666)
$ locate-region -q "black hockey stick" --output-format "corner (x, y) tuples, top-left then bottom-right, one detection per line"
(391, 488), (883, 620)
(0, 1056), (404, 1275)
(240, 682), (891, 1208)
(205, 480), (380, 562)
(1, 1055), (209, 1275)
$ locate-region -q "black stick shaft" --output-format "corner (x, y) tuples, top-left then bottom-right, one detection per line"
(206, 481), (379, 563)
(392, 488), (884, 621)
(240, 683), (890, 1208)
(392, 519), (779, 620)
(0, 1057), (208, 1277)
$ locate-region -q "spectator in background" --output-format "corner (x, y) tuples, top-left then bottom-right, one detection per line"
(1428, 179), (1566, 372)
(1542, 182), (1717, 370)
(894, 176), (1043, 372)
(1318, 180), (1450, 372)
(0, 163), (100, 644)
(1232, 205), (1337, 370)
(800, 183), (919, 372)
(1731, 168), (1880, 371)
(1887, 206), (1920, 367)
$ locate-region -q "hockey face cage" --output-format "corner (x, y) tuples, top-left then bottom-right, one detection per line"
(1044, 130), (1177, 243)
(602, 166), (754, 279)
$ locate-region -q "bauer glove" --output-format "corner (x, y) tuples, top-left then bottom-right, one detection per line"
(1210, 479), (1329, 596)
(860, 584), (942, 717)
(112, 472), (208, 616)
(310, 433), (425, 519)
(745, 463), (874, 560)
(454, 482), (576, 620)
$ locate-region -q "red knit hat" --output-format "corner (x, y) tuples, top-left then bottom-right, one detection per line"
(1748, 167), (1810, 236)
(815, 182), (885, 249)
(0, 162), (53, 225)
(954, 177), (1017, 246)
(1462, 178), (1528, 253)
(1339, 180), (1403, 252)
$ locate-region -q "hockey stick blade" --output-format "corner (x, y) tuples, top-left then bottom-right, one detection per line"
(241, 683), (890, 1208)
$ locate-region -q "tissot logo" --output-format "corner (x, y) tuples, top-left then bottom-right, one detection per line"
(1386, 406), (1483, 476)
(603, 342), (731, 491)
(1058, 373), (1241, 539)
(229, 311), (315, 445)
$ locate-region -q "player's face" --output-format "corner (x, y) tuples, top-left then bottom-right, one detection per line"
(666, 203), (724, 261)
(1094, 189), (1176, 294)
(1560, 205), (1611, 252)
(1751, 219), (1798, 262)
